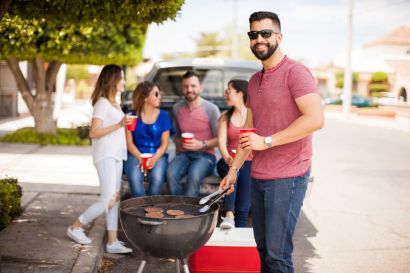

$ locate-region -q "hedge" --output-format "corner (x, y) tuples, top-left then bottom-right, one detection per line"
(0, 127), (90, 146)
(0, 177), (22, 230)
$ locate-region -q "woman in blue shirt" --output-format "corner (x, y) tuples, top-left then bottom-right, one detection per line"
(124, 81), (174, 197)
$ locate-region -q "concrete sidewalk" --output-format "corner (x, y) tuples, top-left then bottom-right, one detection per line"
(0, 143), (105, 273)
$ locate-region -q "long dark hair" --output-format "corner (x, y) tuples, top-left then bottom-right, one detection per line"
(132, 81), (160, 116)
(221, 79), (248, 123)
(90, 64), (122, 106)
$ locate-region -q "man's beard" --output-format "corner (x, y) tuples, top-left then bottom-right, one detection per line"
(184, 92), (199, 102)
(251, 40), (278, 61)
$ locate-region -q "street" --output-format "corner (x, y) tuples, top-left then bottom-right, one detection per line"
(301, 113), (410, 272)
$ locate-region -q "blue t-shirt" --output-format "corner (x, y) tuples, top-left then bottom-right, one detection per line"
(129, 110), (174, 155)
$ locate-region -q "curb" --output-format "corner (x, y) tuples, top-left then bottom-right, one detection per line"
(70, 217), (106, 273)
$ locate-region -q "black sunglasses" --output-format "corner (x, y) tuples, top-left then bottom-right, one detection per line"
(247, 29), (278, 40)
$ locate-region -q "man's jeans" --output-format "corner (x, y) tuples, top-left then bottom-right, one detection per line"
(251, 170), (310, 273)
(167, 152), (216, 197)
(124, 154), (168, 197)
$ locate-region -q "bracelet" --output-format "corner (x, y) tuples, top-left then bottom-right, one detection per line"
(202, 140), (208, 148)
(231, 166), (240, 173)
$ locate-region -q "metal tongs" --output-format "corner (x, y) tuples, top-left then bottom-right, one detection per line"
(199, 187), (230, 213)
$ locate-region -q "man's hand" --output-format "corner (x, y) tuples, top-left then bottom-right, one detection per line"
(182, 139), (204, 151)
(239, 132), (269, 151)
(219, 168), (237, 195)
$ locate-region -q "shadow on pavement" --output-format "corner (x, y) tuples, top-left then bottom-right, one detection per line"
(294, 211), (319, 273)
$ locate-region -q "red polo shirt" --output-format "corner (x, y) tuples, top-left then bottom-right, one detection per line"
(246, 56), (318, 179)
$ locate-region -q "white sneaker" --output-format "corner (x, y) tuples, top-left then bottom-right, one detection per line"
(106, 240), (133, 254)
(220, 217), (235, 229)
(67, 227), (92, 245)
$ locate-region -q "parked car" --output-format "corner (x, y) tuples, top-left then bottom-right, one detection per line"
(121, 58), (261, 113)
(324, 94), (373, 108)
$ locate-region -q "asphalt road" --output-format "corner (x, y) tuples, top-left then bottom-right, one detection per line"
(104, 114), (410, 273)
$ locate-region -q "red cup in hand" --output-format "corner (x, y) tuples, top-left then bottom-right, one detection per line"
(230, 149), (237, 159)
(239, 128), (256, 134)
(181, 132), (194, 144)
(126, 115), (138, 131)
(140, 153), (153, 171)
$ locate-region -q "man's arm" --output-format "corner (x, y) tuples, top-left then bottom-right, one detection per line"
(240, 93), (324, 151)
(219, 107), (253, 193)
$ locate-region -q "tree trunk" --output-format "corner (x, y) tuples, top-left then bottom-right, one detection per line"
(0, 0), (10, 20)
(6, 57), (62, 135)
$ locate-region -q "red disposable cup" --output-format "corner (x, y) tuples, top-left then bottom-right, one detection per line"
(140, 153), (153, 171)
(239, 128), (256, 134)
(126, 115), (138, 131)
(181, 132), (194, 144)
(230, 149), (237, 159)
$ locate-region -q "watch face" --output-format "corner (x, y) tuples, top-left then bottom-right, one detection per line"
(265, 136), (272, 145)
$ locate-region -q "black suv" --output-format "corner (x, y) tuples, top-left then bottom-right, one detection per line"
(121, 58), (261, 112)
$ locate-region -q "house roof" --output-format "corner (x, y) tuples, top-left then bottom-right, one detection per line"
(365, 26), (410, 47)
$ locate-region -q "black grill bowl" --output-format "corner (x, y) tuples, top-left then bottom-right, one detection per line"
(120, 195), (219, 259)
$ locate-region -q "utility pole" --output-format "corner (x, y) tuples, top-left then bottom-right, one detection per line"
(231, 0), (239, 59)
(343, 0), (353, 117)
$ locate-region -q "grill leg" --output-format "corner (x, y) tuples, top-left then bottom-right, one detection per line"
(182, 258), (190, 273)
(175, 259), (180, 273)
(137, 260), (146, 273)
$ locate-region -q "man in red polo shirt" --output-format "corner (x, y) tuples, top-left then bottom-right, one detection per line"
(220, 11), (324, 273)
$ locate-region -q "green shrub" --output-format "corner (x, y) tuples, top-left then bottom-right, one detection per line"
(368, 72), (389, 98)
(371, 71), (388, 83)
(0, 127), (90, 146)
(335, 71), (359, 89)
(368, 83), (389, 93)
(0, 177), (22, 230)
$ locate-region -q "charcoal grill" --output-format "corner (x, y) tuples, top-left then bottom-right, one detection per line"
(120, 195), (219, 273)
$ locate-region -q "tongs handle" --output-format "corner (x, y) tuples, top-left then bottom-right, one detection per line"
(199, 188), (223, 205)
(199, 187), (230, 213)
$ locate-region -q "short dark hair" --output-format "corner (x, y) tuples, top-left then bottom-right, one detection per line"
(182, 70), (201, 83)
(249, 11), (281, 31)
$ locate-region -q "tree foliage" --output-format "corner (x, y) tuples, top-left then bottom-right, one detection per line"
(6, 0), (185, 25)
(0, 0), (185, 134)
(0, 15), (146, 66)
(369, 71), (389, 97)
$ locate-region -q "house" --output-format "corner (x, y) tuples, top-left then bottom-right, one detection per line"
(332, 25), (410, 103)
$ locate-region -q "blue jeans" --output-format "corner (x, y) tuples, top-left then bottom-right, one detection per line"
(167, 152), (216, 197)
(251, 170), (310, 273)
(124, 154), (168, 197)
(217, 159), (252, 227)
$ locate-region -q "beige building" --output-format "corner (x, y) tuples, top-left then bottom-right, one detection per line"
(315, 26), (410, 103)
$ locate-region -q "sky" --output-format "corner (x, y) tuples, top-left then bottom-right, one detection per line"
(143, 0), (410, 67)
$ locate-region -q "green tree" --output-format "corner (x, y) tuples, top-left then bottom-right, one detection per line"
(335, 71), (359, 90)
(0, 0), (184, 134)
(2, 0), (184, 25)
(368, 71), (389, 97)
(195, 32), (228, 57)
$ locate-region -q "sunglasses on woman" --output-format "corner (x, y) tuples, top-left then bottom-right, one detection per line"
(247, 29), (279, 40)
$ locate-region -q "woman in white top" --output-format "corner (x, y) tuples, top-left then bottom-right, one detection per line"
(66, 64), (133, 254)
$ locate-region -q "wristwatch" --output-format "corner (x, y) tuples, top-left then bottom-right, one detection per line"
(264, 136), (273, 147)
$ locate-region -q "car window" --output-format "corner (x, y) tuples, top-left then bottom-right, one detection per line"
(152, 67), (257, 97)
